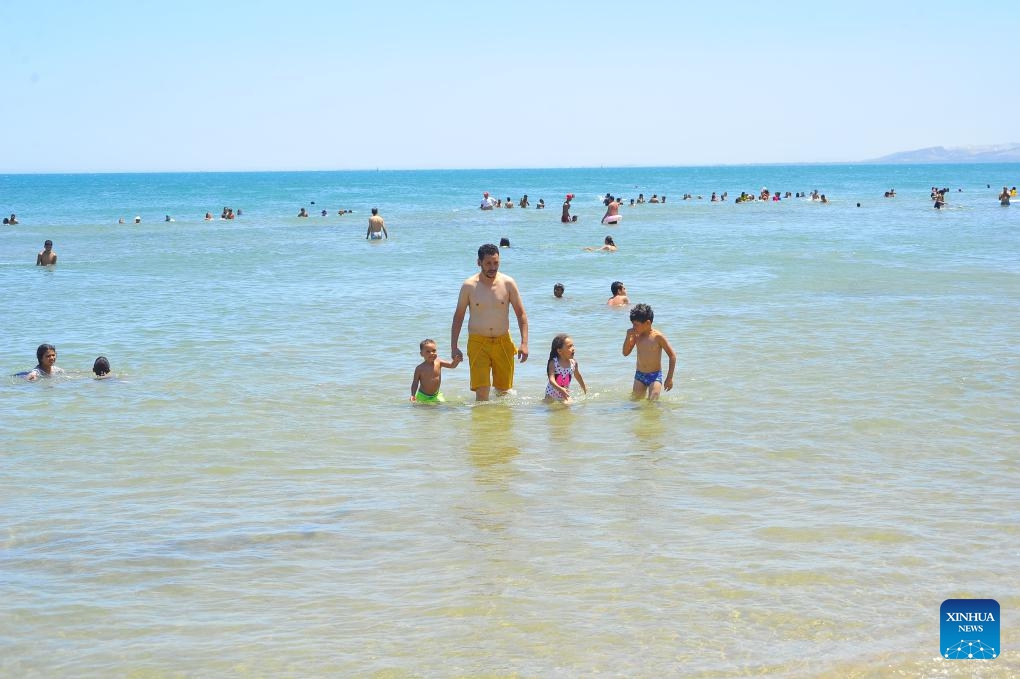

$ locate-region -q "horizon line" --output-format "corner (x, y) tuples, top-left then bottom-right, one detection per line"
(4, 159), (1020, 176)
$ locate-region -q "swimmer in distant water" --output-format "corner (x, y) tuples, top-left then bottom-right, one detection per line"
(561, 194), (577, 223)
(410, 338), (461, 403)
(26, 344), (65, 381)
(607, 280), (629, 306)
(499, 237), (511, 247)
(480, 192), (495, 210)
(586, 235), (617, 252)
(298, 207), (309, 218)
(366, 207), (388, 239)
(1000, 187), (1011, 206)
(36, 240), (57, 266)
(601, 195), (621, 224)
(536, 199), (545, 209)
(93, 356), (112, 379)
(553, 282), (564, 298)
(519, 194), (529, 208)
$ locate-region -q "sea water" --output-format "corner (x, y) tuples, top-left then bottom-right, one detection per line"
(1, 165), (1018, 676)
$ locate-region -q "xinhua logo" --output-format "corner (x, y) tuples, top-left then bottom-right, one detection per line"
(941, 599), (999, 659)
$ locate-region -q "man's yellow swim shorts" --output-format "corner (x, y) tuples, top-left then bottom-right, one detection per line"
(468, 333), (516, 392)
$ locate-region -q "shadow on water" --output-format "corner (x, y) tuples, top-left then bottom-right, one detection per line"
(629, 398), (674, 455)
(465, 405), (520, 484)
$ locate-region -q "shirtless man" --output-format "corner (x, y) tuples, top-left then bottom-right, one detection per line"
(601, 196), (621, 224)
(607, 280), (629, 306)
(451, 243), (529, 401)
(36, 240), (57, 266)
(366, 207), (388, 239)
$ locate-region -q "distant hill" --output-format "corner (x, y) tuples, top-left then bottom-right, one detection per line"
(867, 143), (1020, 163)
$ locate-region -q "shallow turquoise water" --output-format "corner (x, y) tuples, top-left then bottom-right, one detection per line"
(2, 165), (1018, 676)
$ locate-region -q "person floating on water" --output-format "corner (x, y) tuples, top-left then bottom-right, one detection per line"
(622, 303), (677, 401)
(410, 339), (460, 403)
(585, 236), (617, 252)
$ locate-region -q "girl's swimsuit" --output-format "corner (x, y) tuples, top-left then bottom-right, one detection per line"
(545, 356), (575, 399)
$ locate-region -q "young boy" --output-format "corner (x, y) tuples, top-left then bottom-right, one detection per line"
(553, 282), (565, 298)
(410, 338), (461, 403)
(622, 303), (677, 400)
(607, 281), (629, 306)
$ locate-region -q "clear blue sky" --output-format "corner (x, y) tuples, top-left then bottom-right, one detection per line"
(1, 0), (1015, 172)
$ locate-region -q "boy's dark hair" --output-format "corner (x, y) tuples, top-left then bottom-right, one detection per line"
(553, 282), (564, 291)
(93, 356), (111, 376)
(630, 303), (654, 323)
(611, 281), (625, 295)
(477, 243), (499, 260)
(419, 338), (436, 351)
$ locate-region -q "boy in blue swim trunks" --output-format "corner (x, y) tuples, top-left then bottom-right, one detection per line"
(622, 303), (677, 401)
(410, 338), (461, 403)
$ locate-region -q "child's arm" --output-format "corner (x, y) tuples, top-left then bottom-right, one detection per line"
(410, 366), (421, 401)
(440, 354), (461, 369)
(622, 328), (637, 356)
(658, 333), (678, 391)
(573, 361), (588, 394)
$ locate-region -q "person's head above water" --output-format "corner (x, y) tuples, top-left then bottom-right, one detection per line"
(93, 356), (111, 377)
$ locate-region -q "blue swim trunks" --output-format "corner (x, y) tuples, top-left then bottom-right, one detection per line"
(634, 369), (663, 386)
